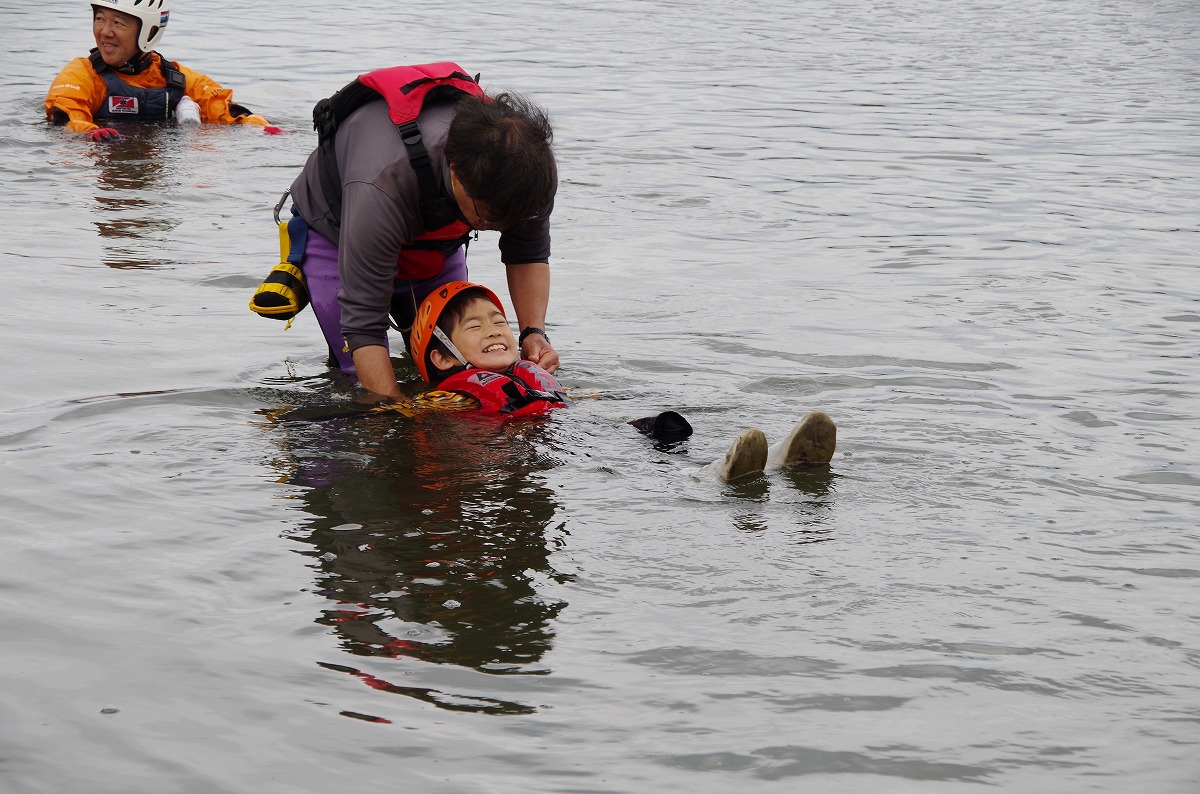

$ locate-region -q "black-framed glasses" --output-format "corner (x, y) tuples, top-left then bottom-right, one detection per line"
(452, 171), (496, 231)
(468, 194), (496, 230)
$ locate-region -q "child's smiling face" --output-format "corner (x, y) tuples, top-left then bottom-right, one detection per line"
(446, 296), (519, 372)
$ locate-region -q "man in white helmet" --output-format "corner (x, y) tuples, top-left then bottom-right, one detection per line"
(46, 0), (276, 141)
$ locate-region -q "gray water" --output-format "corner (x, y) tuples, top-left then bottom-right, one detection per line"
(2, 0), (1199, 791)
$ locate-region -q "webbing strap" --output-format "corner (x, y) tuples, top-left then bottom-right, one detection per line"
(88, 49), (187, 119)
(161, 59), (186, 96)
(312, 77), (465, 231)
(312, 80), (379, 225)
(312, 95), (344, 224)
(397, 120), (459, 231)
(498, 380), (566, 415)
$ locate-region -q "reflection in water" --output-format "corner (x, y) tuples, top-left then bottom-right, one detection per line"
(724, 477), (772, 533)
(780, 464), (837, 501)
(266, 408), (570, 715)
(87, 126), (177, 269)
(779, 465), (840, 544)
(724, 464), (840, 536)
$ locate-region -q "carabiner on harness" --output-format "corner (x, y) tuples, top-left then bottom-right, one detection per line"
(273, 188), (291, 225)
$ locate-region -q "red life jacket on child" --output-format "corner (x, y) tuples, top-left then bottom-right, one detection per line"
(312, 63), (484, 279)
(437, 361), (570, 417)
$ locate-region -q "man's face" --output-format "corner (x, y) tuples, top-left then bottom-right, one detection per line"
(450, 169), (501, 231)
(93, 8), (140, 68)
(447, 298), (519, 373)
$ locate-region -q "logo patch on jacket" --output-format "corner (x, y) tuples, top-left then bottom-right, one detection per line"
(108, 96), (138, 114)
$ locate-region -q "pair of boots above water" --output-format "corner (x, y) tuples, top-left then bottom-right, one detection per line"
(631, 411), (837, 483)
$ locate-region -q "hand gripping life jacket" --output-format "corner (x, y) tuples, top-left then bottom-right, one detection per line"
(311, 62), (486, 280)
(88, 49), (186, 122)
(437, 360), (571, 418)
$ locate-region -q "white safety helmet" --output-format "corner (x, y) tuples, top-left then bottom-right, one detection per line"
(91, 0), (170, 53)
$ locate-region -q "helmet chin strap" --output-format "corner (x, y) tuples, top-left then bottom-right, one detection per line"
(116, 51), (153, 75)
(431, 326), (471, 369)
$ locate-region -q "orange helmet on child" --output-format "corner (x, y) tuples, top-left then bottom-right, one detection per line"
(409, 281), (506, 382)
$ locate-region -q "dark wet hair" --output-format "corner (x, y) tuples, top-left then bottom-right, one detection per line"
(444, 92), (556, 230)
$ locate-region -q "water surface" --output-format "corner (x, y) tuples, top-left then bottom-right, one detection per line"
(2, 0), (1198, 791)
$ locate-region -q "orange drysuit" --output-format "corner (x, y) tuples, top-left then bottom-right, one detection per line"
(46, 52), (269, 134)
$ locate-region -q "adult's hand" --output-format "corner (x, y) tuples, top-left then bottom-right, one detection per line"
(87, 127), (121, 142)
(505, 262), (558, 373)
(521, 333), (559, 374)
(351, 344), (404, 400)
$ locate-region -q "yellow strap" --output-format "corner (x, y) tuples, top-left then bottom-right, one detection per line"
(415, 390), (480, 410)
(366, 390), (481, 417)
(278, 220), (290, 262)
(251, 282), (300, 301)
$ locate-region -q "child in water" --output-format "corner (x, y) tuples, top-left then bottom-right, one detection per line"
(408, 281), (837, 482)
(408, 281), (571, 417)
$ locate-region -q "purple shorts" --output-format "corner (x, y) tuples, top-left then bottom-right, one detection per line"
(302, 229), (468, 374)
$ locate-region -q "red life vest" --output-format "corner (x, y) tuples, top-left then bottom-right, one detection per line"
(437, 361), (570, 417)
(312, 63), (485, 280)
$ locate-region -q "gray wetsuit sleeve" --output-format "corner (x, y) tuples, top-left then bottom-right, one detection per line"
(337, 180), (415, 351)
(498, 160), (556, 265)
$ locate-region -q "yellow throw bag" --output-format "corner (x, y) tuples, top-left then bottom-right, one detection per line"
(250, 221), (310, 322)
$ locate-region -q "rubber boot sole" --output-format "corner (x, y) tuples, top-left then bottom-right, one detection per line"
(777, 411), (837, 465)
(720, 428), (769, 482)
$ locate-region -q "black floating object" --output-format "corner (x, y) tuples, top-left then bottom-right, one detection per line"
(629, 410), (693, 443)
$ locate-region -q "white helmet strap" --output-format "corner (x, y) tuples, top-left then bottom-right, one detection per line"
(431, 326), (471, 369)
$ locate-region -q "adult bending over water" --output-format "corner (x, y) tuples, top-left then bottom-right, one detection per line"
(274, 62), (558, 400)
(46, 0), (274, 140)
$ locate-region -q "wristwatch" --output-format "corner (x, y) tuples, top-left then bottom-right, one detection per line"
(519, 327), (550, 346)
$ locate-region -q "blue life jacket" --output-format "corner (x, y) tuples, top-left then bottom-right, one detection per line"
(89, 49), (186, 122)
